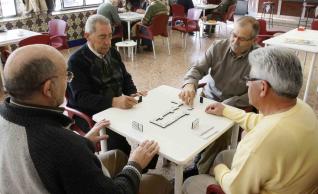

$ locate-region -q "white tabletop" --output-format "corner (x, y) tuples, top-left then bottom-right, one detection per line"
(0, 29), (40, 47)
(263, 28), (318, 102)
(119, 12), (144, 22)
(93, 85), (234, 165)
(263, 28), (318, 53)
(194, 3), (218, 10)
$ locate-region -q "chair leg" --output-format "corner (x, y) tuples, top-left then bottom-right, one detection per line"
(184, 33), (188, 49)
(152, 40), (156, 59)
(166, 37), (171, 55)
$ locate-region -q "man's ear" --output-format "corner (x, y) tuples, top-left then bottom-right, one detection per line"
(259, 80), (270, 97)
(84, 32), (90, 40)
(42, 80), (53, 98)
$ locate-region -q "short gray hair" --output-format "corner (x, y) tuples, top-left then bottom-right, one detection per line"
(4, 58), (57, 100)
(85, 14), (111, 33)
(236, 16), (260, 39)
(248, 47), (303, 98)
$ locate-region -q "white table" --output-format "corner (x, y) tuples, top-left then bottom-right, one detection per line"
(194, 4), (218, 16)
(0, 29), (40, 85)
(119, 12), (144, 40)
(93, 85), (236, 194)
(263, 28), (318, 102)
(115, 40), (137, 61)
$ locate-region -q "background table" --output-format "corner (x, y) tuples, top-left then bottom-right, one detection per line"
(263, 28), (318, 102)
(0, 29), (40, 86)
(119, 12), (144, 40)
(194, 4), (218, 16)
(93, 85), (236, 194)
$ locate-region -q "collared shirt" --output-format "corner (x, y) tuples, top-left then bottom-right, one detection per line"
(87, 43), (104, 59)
(183, 39), (259, 108)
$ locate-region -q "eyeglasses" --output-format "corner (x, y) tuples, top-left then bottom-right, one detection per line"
(244, 75), (272, 87)
(34, 71), (74, 90)
(65, 71), (74, 83)
(231, 32), (253, 42)
(243, 75), (262, 82)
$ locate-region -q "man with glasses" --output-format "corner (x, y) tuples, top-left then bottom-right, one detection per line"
(183, 47), (318, 194)
(0, 44), (173, 194)
(179, 16), (259, 177)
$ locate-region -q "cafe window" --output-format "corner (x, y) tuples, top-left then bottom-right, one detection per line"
(55, 0), (104, 10)
(0, 0), (17, 18)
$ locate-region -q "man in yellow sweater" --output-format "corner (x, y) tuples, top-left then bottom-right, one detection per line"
(183, 47), (318, 194)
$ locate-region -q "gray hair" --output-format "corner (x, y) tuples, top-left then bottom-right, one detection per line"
(236, 16), (260, 39)
(85, 14), (111, 33)
(4, 58), (57, 100)
(248, 47), (303, 98)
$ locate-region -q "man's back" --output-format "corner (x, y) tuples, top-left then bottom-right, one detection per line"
(222, 99), (318, 193)
(97, 2), (121, 26)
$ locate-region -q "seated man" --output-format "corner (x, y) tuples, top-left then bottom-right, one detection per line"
(133, 0), (168, 51)
(67, 15), (146, 159)
(0, 44), (173, 194)
(97, 0), (122, 27)
(183, 46), (318, 194)
(97, 0), (125, 42)
(179, 16), (259, 176)
(203, 0), (237, 33)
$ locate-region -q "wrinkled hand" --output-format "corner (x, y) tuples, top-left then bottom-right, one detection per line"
(112, 95), (137, 109)
(201, 16), (207, 21)
(179, 84), (196, 106)
(128, 140), (159, 169)
(205, 102), (225, 116)
(136, 9), (145, 14)
(130, 91), (148, 97)
(85, 119), (109, 144)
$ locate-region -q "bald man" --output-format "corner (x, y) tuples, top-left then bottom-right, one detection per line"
(0, 44), (173, 194)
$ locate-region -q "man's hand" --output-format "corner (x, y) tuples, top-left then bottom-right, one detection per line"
(85, 119), (109, 144)
(128, 140), (159, 169)
(179, 84), (196, 106)
(112, 95), (138, 109)
(205, 102), (225, 116)
(201, 16), (207, 21)
(136, 9), (145, 14)
(130, 91), (148, 97)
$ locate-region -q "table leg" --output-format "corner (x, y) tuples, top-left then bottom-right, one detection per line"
(203, 9), (206, 17)
(0, 58), (4, 88)
(303, 53), (317, 102)
(128, 21), (131, 40)
(174, 164), (184, 194)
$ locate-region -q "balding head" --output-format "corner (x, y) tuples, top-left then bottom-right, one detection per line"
(4, 44), (67, 105)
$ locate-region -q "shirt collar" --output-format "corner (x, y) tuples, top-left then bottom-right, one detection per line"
(87, 42), (104, 59)
(229, 46), (254, 59)
(10, 98), (65, 114)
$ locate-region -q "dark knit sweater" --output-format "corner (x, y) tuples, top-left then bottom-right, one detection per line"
(67, 44), (137, 116)
(0, 98), (140, 194)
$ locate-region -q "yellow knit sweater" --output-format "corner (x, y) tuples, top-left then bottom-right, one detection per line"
(214, 99), (318, 194)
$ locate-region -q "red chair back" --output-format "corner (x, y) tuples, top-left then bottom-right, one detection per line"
(18, 34), (51, 47)
(112, 25), (124, 40)
(48, 19), (67, 36)
(151, 14), (169, 37)
(187, 8), (202, 21)
(222, 4), (236, 22)
(171, 4), (185, 17)
(311, 20), (318, 30)
(258, 19), (267, 35)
